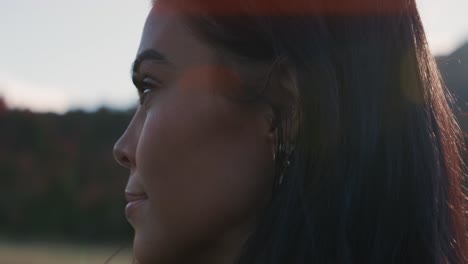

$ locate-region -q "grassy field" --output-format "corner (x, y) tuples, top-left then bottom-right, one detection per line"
(0, 241), (134, 264)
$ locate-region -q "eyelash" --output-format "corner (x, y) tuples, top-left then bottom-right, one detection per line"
(138, 88), (153, 105)
(134, 78), (159, 106)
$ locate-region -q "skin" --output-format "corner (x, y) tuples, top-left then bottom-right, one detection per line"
(113, 5), (278, 264)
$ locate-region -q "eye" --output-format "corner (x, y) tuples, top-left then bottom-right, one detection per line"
(135, 77), (161, 106)
(139, 88), (153, 105)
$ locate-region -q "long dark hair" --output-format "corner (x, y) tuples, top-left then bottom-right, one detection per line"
(157, 0), (468, 263)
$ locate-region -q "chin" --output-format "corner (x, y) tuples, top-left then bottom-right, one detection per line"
(133, 232), (177, 264)
(133, 233), (159, 264)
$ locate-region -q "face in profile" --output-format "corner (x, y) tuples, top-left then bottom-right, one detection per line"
(113, 4), (277, 264)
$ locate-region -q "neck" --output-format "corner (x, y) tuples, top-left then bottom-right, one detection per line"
(190, 221), (253, 264)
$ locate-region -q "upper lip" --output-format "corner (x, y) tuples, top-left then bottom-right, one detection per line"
(125, 192), (148, 203)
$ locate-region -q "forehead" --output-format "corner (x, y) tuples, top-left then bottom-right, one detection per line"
(137, 6), (217, 68)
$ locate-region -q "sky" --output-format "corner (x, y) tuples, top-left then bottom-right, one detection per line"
(0, 0), (467, 114)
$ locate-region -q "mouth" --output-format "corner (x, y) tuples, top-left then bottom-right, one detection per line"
(125, 192), (148, 224)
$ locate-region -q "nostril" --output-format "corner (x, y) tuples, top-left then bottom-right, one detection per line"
(120, 155), (132, 167)
(113, 143), (134, 169)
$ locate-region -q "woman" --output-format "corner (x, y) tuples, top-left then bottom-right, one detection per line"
(113, 0), (468, 263)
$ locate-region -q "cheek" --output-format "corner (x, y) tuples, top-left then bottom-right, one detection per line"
(134, 88), (274, 260)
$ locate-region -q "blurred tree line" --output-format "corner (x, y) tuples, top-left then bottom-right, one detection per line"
(0, 42), (467, 243)
(0, 106), (134, 243)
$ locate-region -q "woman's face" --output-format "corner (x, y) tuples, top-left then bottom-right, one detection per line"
(113, 5), (276, 264)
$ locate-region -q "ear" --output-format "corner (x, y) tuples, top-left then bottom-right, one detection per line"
(264, 57), (300, 155)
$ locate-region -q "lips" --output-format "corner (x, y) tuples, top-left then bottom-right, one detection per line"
(125, 192), (148, 203)
(125, 192), (148, 224)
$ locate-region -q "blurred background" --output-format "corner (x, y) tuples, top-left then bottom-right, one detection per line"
(0, 0), (467, 263)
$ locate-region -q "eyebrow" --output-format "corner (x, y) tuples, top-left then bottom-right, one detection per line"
(131, 49), (171, 75)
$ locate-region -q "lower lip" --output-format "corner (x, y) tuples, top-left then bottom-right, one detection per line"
(125, 199), (147, 222)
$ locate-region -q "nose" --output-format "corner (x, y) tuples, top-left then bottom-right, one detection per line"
(113, 136), (135, 169)
(113, 114), (140, 169)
